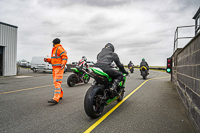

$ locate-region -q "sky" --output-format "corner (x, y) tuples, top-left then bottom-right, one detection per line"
(0, 0), (199, 66)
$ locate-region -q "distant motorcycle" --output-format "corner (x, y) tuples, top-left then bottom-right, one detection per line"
(128, 66), (134, 73)
(67, 68), (90, 87)
(140, 66), (148, 79)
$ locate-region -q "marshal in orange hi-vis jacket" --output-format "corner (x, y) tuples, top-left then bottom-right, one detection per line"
(44, 38), (68, 104)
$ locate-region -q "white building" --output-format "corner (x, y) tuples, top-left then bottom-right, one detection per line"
(0, 22), (18, 76)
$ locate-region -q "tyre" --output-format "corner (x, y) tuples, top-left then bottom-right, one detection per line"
(142, 71), (146, 79)
(67, 74), (78, 87)
(33, 68), (37, 73)
(84, 75), (90, 84)
(84, 85), (105, 118)
(117, 88), (125, 102)
(130, 69), (133, 73)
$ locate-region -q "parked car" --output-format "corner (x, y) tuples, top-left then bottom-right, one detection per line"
(19, 59), (29, 68)
(72, 62), (77, 65)
(27, 62), (31, 68)
(31, 56), (52, 73)
(31, 56), (67, 73)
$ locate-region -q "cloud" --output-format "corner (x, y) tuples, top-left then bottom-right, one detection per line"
(0, 0), (199, 66)
(84, 0), (131, 7)
(39, 0), (131, 7)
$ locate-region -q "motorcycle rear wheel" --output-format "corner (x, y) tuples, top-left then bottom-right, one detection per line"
(67, 74), (78, 87)
(84, 85), (105, 118)
(142, 71), (147, 79)
(130, 69), (133, 73)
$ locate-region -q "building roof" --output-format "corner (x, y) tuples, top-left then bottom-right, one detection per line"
(193, 7), (200, 19)
(0, 21), (18, 28)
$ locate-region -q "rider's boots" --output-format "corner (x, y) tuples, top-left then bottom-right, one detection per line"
(48, 99), (58, 104)
(110, 79), (120, 96)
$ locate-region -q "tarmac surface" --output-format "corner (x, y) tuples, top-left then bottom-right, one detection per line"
(0, 68), (196, 133)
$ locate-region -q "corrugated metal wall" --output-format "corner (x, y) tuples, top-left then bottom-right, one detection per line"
(0, 22), (18, 76)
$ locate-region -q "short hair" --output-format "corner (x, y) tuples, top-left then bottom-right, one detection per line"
(53, 38), (61, 44)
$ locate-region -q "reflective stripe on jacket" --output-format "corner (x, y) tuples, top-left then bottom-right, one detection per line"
(46, 44), (68, 68)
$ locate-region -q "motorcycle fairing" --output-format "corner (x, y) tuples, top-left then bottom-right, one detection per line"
(89, 67), (112, 81)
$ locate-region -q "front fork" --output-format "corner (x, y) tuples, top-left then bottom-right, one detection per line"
(119, 74), (127, 88)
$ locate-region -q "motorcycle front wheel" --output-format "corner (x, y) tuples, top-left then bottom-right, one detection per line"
(84, 85), (105, 118)
(117, 88), (125, 102)
(67, 74), (78, 87)
(84, 75), (90, 84)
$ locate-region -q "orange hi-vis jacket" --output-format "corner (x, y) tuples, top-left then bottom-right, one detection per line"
(46, 44), (68, 68)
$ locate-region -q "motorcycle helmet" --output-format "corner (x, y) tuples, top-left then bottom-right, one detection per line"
(105, 43), (114, 52)
(142, 58), (145, 61)
(82, 56), (87, 61)
(53, 38), (61, 44)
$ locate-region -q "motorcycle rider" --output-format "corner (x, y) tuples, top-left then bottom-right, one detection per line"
(95, 43), (128, 96)
(128, 61), (134, 68)
(128, 61), (134, 72)
(140, 58), (149, 73)
(76, 56), (89, 81)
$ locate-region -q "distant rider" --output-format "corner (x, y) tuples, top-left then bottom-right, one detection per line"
(140, 58), (149, 73)
(95, 43), (128, 96)
(128, 61), (134, 68)
(76, 56), (89, 81)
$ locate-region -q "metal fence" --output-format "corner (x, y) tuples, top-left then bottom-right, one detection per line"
(174, 25), (200, 53)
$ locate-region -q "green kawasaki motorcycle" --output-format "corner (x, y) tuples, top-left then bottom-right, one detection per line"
(84, 67), (127, 118)
(67, 68), (90, 87)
